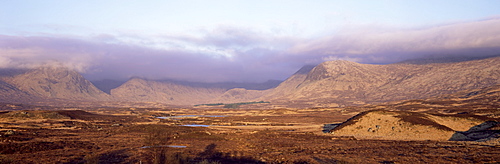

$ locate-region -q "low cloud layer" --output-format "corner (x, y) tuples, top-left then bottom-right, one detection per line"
(1, 18), (499, 82)
(290, 18), (500, 63)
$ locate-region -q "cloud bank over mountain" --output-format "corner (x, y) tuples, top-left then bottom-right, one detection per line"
(290, 18), (500, 63)
(1, 18), (499, 82)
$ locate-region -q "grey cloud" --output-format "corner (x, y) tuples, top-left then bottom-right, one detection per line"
(0, 35), (95, 72)
(1, 18), (499, 82)
(289, 18), (500, 64)
(0, 33), (296, 82)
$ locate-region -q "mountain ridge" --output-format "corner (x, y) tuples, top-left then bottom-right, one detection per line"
(265, 56), (500, 107)
(110, 78), (227, 105)
(0, 56), (497, 108)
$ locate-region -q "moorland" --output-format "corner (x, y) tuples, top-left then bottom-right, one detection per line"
(0, 57), (499, 163)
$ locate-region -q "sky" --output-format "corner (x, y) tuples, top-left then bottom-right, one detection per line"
(1, 0), (500, 82)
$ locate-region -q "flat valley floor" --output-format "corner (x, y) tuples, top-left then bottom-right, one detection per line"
(1, 107), (499, 164)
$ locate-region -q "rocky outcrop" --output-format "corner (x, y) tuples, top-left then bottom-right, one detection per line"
(449, 121), (500, 142)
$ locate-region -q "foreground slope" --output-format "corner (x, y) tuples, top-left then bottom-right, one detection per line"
(354, 84), (500, 117)
(329, 84), (500, 141)
(329, 110), (497, 140)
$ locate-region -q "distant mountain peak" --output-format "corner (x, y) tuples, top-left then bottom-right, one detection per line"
(304, 60), (363, 81)
(321, 59), (360, 68)
(27, 66), (76, 79)
(5, 66), (110, 101)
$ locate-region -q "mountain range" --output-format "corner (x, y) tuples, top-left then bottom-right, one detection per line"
(266, 56), (499, 107)
(0, 56), (498, 108)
